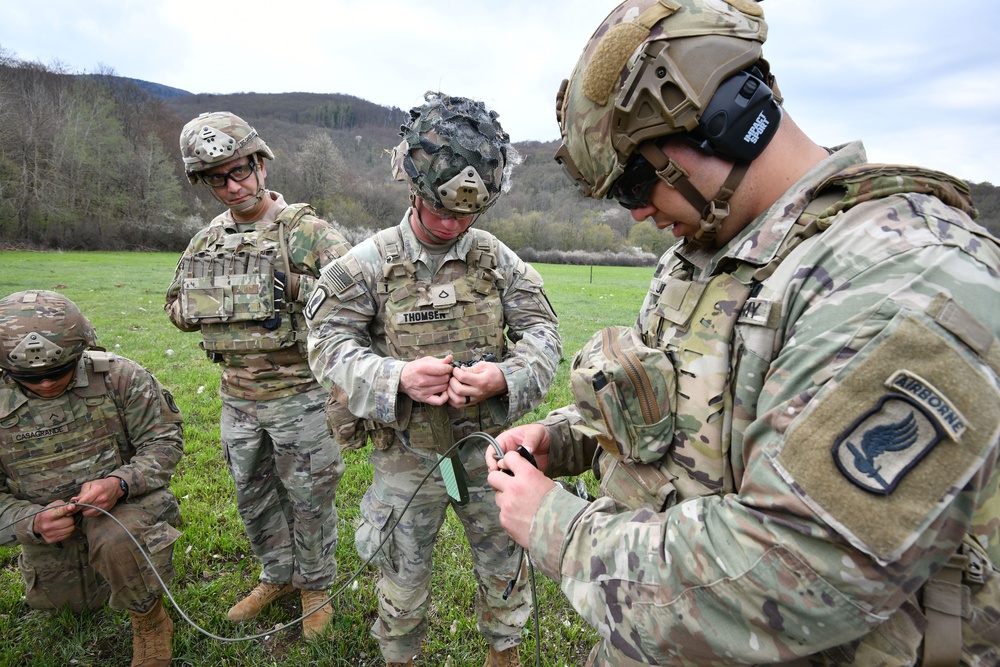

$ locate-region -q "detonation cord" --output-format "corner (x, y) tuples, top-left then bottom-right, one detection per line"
(0, 432), (543, 666)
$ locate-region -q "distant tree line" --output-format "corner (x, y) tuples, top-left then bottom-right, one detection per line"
(1, 48), (997, 260)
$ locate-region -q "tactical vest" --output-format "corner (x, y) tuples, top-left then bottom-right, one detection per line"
(177, 203), (312, 355)
(571, 164), (997, 665)
(0, 351), (127, 505)
(375, 226), (506, 448)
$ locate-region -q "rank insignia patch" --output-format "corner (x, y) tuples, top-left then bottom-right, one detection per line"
(832, 394), (944, 495)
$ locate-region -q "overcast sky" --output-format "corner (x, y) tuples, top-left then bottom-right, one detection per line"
(3, 0), (998, 184)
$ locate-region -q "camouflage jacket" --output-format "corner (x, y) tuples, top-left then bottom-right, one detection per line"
(531, 142), (1000, 665)
(165, 191), (351, 400)
(305, 214), (562, 437)
(0, 351), (184, 546)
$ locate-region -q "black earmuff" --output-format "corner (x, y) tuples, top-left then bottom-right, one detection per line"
(686, 67), (782, 163)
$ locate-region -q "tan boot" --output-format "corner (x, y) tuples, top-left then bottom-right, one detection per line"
(227, 581), (295, 622)
(300, 588), (333, 640)
(128, 598), (173, 667)
(484, 645), (521, 667)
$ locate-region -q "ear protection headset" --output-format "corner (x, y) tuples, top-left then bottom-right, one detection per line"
(685, 66), (782, 162)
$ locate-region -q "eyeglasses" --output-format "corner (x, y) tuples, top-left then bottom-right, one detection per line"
(5, 359), (78, 383)
(609, 154), (661, 210)
(201, 161), (256, 188)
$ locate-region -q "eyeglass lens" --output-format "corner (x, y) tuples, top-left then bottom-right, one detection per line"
(203, 162), (255, 188)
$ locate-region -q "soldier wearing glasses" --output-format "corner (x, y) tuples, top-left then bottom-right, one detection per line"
(165, 111), (350, 639)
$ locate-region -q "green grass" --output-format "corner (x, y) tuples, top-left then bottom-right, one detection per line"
(0, 251), (653, 667)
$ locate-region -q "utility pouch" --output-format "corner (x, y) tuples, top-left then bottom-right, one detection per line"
(570, 325), (676, 465)
(324, 385), (367, 451)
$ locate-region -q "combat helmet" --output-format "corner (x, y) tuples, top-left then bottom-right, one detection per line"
(0, 290), (96, 381)
(391, 91), (518, 217)
(555, 0), (781, 244)
(179, 111), (275, 185)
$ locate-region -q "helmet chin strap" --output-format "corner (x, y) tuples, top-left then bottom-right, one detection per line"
(637, 144), (749, 249)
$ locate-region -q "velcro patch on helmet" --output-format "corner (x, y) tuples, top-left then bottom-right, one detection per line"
(583, 22), (650, 106)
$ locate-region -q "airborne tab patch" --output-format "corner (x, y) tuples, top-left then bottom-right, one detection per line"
(832, 394), (944, 495)
(885, 370), (967, 440)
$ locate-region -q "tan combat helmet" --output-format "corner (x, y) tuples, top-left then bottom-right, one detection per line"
(554, 0), (781, 245)
(390, 91), (518, 218)
(179, 111), (274, 184)
(0, 290), (96, 381)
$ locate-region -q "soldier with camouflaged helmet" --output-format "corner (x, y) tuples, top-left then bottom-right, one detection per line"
(165, 111), (351, 639)
(305, 92), (562, 667)
(486, 1), (1000, 665)
(0, 290), (184, 667)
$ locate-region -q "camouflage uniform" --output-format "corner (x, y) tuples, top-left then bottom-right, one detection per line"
(0, 350), (184, 615)
(528, 142), (1000, 665)
(165, 190), (350, 591)
(306, 215), (562, 662)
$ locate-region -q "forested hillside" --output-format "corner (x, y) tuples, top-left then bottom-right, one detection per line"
(1, 52), (997, 260)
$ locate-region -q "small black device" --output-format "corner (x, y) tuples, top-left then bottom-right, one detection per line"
(499, 445), (537, 476)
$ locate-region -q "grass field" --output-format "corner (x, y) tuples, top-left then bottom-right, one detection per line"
(0, 250), (653, 667)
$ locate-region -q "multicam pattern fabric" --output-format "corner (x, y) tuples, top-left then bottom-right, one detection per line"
(179, 110), (275, 182)
(165, 191), (351, 401)
(555, 0), (767, 199)
(530, 142), (1000, 665)
(0, 351), (183, 612)
(392, 92), (516, 216)
(0, 290), (97, 373)
(305, 214), (561, 660)
(166, 190), (350, 594)
(221, 386), (344, 589)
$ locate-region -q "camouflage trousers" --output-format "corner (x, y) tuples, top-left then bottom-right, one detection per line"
(221, 386), (344, 589)
(356, 436), (530, 663)
(18, 488), (181, 615)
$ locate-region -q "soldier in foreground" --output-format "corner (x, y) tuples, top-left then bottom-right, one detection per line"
(306, 92), (562, 667)
(0, 290), (184, 667)
(487, 1), (1000, 664)
(165, 112), (350, 639)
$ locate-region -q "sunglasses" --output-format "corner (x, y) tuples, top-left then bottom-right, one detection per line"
(609, 154), (662, 210)
(5, 359), (78, 383)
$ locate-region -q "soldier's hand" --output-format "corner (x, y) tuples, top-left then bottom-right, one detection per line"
(400, 355), (454, 405)
(33, 500), (79, 544)
(488, 450), (555, 548)
(486, 424), (550, 474)
(448, 361), (507, 408)
(73, 477), (123, 517)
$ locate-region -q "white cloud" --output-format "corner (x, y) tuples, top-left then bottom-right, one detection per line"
(2, 0), (997, 183)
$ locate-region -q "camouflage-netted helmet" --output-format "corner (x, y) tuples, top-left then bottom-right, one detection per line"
(0, 291), (96, 377)
(554, 0), (771, 199)
(390, 92), (517, 216)
(180, 111), (275, 184)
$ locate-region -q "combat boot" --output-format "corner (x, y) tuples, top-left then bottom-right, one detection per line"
(300, 588), (333, 640)
(227, 581), (295, 621)
(128, 598), (173, 667)
(484, 645), (521, 667)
